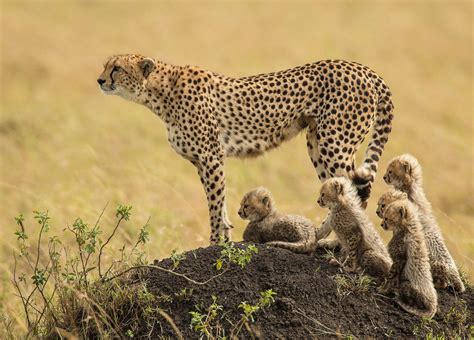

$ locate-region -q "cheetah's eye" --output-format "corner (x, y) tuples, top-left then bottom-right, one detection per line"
(113, 65), (122, 72)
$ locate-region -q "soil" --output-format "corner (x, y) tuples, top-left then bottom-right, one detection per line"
(142, 243), (472, 339)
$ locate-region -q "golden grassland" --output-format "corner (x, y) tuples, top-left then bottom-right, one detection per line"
(0, 0), (472, 331)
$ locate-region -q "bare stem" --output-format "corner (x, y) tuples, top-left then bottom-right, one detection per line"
(103, 264), (229, 286)
(98, 216), (124, 279)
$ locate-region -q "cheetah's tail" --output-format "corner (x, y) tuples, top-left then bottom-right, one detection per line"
(352, 91), (394, 203)
(266, 240), (316, 254)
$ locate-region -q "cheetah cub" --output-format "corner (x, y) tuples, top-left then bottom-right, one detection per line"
(384, 154), (465, 292)
(317, 177), (391, 279)
(239, 187), (316, 254)
(376, 189), (408, 219)
(381, 200), (438, 318)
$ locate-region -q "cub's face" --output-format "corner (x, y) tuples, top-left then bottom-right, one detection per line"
(383, 159), (411, 188)
(317, 178), (343, 208)
(238, 189), (272, 221)
(381, 201), (408, 232)
(97, 54), (155, 100)
(376, 190), (407, 218)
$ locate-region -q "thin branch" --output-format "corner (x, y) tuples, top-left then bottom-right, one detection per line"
(12, 254), (31, 328)
(294, 308), (350, 337)
(77, 241), (89, 290)
(131, 216), (151, 253)
(158, 309), (184, 340)
(84, 203), (108, 268)
(66, 284), (122, 339)
(103, 264), (230, 286)
(34, 212), (48, 271)
(98, 216), (125, 279)
(35, 285), (58, 331)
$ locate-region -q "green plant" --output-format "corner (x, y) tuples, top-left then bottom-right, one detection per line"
(412, 317), (438, 337)
(443, 298), (468, 336)
(170, 249), (187, 269)
(458, 267), (471, 288)
(215, 239), (258, 271)
(10, 205), (168, 338)
(425, 332), (445, 340)
(189, 290), (276, 339)
(231, 289), (276, 336)
(332, 273), (374, 299)
(190, 295), (225, 339)
(175, 287), (194, 301)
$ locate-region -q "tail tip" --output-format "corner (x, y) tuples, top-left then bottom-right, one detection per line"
(350, 167), (374, 202)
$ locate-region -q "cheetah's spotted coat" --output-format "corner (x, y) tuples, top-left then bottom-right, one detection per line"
(97, 55), (394, 243)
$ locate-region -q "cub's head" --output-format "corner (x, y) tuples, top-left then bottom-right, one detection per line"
(383, 154), (422, 190)
(238, 187), (275, 221)
(97, 54), (156, 100)
(376, 189), (408, 218)
(317, 177), (356, 208)
(381, 200), (412, 232)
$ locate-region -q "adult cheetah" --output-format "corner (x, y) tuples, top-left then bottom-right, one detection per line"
(97, 54), (394, 243)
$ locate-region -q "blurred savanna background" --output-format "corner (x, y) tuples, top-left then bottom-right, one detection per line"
(0, 0), (472, 332)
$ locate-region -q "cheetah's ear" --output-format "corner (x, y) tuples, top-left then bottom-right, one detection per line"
(262, 196), (270, 208)
(398, 205), (407, 219)
(138, 58), (155, 78)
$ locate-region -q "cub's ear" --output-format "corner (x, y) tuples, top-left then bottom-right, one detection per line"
(262, 196), (270, 208)
(401, 160), (411, 175)
(138, 58), (155, 78)
(334, 181), (344, 196)
(401, 192), (408, 199)
(398, 205), (407, 219)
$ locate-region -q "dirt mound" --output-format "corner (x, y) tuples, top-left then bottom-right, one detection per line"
(143, 243), (472, 338)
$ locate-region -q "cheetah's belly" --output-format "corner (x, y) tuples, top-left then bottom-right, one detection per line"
(166, 123), (195, 161)
(219, 115), (307, 158)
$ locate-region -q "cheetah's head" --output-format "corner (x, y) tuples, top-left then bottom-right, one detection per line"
(317, 177), (355, 208)
(238, 187), (275, 222)
(97, 54), (156, 101)
(383, 154), (422, 190)
(381, 200), (411, 232)
(376, 189), (408, 219)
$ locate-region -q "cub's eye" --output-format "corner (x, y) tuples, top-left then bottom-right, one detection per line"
(321, 193), (325, 197)
(113, 65), (121, 72)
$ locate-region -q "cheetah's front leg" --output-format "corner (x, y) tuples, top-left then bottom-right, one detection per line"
(195, 154), (232, 244)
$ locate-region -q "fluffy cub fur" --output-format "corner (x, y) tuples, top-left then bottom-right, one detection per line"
(384, 154), (465, 292)
(239, 187), (316, 254)
(376, 189), (408, 219)
(316, 177), (391, 279)
(380, 200), (438, 318)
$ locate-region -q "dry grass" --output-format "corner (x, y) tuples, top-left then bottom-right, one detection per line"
(0, 0), (472, 333)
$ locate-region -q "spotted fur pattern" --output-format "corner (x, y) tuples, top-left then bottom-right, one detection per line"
(317, 177), (391, 279)
(376, 189), (408, 219)
(97, 54), (394, 243)
(380, 200), (438, 318)
(384, 154), (465, 293)
(239, 187), (316, 254)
